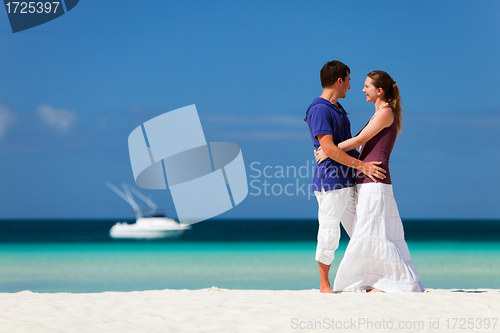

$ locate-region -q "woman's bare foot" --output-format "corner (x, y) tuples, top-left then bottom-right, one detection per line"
(367, 288), (384, 293)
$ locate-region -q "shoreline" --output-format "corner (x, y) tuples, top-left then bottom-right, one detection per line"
(1, 288), (498, 332)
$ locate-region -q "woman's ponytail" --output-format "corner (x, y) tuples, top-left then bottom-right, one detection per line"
(367, 71), (403, 134)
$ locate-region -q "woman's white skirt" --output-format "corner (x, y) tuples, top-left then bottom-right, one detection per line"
(333, 183), (425, 293)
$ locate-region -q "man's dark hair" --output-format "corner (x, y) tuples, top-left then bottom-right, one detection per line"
(320, 61), (350, 88)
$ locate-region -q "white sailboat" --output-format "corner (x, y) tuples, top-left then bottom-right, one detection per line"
(106, 182), (191, 239)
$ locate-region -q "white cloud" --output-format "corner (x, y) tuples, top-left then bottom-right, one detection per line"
(37, 105), (78, 134)
(0, 105), (17, 139)
(236, 129), (309, 141)
(129, 105), (149, 114)
(204, 114), (305, 126)
(92, 115), (109, 128)
(262, 115), (305, 126)
(201, 114), (308, 142)
(407, 112), (500, 129)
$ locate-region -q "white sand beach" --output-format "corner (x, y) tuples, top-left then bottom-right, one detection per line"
(1, 288), (498, 332)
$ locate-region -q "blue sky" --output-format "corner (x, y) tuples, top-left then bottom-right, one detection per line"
(0, 0), (499, 220)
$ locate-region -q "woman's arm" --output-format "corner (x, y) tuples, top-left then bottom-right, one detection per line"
(338, 107), (394, 151)
(314, 108), (394, 163)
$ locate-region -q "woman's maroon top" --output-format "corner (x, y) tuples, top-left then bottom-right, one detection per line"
(356, 109), (398, 185)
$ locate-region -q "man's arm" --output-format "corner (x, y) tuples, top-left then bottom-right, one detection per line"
(317, 134), (386, 182)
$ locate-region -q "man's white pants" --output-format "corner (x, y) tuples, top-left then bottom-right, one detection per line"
(315, 186), (356, 265)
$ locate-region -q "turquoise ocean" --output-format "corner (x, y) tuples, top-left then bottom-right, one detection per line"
(1, 220), (499, 293)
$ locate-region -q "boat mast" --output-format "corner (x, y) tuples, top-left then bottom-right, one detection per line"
(127, 185), (158, 215)
(105, 181), (142, 219)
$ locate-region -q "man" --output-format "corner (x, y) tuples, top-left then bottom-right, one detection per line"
(304, 61), (386, 293)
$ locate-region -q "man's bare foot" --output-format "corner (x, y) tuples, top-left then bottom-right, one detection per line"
(367, 288), (384, 293)
(318, 262), (336, 293)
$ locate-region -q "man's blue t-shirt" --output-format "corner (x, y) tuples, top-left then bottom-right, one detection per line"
(304, 97), (356, 192)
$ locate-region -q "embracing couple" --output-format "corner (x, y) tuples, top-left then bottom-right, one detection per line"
(305, 60), (425, 294)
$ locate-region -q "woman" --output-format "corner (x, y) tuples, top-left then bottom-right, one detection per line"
(315, 70), (425, 293)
